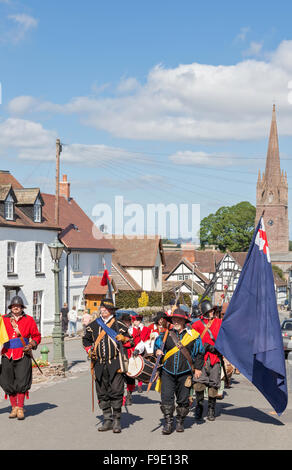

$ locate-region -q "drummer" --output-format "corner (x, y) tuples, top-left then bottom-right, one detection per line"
(129, 313), (150, 393)
(144, 311), (169, 354)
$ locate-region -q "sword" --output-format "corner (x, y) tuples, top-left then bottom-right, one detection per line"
(10, 318), (43, 375)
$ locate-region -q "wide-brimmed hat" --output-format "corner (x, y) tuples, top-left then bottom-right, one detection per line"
(131, 313), (143, 321)
(153, 311), (169, 324)
(168, 308), (189, 323)
(100, 299), (118, 310)
(8, 295), (26, 309)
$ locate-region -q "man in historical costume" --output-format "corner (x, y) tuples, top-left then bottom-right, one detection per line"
(154, 308), (205, 434)
(0, 295), (41, 420)
(144, 311), (170, 355)
(82, 299), (132, 433)
(129, 313), (150, 393)
(191, 299), (223, 421)
(118, 313), (136, 406)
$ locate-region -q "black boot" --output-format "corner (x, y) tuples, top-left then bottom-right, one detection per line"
(160, 404), (174, 435)
(98, 401), (113, 432)
(112, 406), (122, 433)
(207, 397), (216, 421)
(176, 406), (189, 432)
(194, 391), (204, 421)
(125, 391), (132, 406)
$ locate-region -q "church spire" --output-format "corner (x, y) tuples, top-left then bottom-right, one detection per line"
(265, 104), (281, 186)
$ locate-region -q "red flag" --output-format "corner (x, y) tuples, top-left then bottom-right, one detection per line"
(101, 269), (110, 286)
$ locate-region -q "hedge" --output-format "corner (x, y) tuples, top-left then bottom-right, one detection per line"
(115, 290), (192, 309)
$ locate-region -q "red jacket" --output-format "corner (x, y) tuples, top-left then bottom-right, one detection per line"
(1, 313), (41, 360)
(192, 317), (222, 366)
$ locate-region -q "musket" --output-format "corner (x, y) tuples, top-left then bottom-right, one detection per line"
(147, 325), (169, 392)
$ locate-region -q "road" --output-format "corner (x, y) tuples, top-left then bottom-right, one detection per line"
(0, 335), (292, 451)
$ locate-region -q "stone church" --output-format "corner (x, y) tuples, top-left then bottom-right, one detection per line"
(256, 105), (292, 280)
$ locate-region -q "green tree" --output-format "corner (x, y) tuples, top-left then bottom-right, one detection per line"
(200, 201), (256, 252)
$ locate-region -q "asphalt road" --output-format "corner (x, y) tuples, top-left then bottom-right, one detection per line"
(1, 336), (292, 451)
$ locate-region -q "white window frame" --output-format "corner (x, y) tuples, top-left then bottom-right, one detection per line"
(5, 194), (14, 221)
(7, 242), (16, 274)
(34, 199), (42, 223)
(33, 290), (42, 330)
(72, 253), (80, 272)
(35, 243), (43, 273)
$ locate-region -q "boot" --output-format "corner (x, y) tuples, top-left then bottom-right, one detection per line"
(125, 391), (132, 406)
(160, 404), (175, 435)
(98, 401), (113, 432)
(207, 397), (216, 421)
(176, 406), (189, 432)
(9, 407), (18, 419)
(112, 409), (122, 433)
(16, 407), (25, 420)
(194, 391), (204, 421)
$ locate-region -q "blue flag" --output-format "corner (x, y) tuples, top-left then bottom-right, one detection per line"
(215, 216), (288, 415)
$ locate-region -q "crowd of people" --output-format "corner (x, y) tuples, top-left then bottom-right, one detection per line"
(0, 294), (234, 431)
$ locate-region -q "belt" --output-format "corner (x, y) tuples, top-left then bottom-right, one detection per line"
(3, 338), (29, 349)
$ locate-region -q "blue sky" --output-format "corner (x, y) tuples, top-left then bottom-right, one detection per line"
(1, 0), (292, 239)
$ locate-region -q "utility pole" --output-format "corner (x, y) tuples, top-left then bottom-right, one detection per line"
(55, 138), (62, 226)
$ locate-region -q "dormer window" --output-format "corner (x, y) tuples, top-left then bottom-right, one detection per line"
(34, 198), (42, 223)
(4, 194), (14, 220)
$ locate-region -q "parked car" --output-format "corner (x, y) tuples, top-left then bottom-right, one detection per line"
(281, 319), (292, 358)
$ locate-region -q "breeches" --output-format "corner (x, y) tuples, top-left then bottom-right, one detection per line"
(193, 359), (221, 389)
(0, 355), (32, 395)
(95, 364), (124, 409)
(160, 369), (190, 408)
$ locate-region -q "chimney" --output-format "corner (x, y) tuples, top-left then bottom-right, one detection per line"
(181, 243), (195, 263)
(59, 174), (71, 200)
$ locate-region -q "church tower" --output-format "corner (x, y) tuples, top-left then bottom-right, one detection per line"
(256, 105), (289, 252)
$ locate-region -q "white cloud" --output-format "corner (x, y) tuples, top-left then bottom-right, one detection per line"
(7, 40), (292, 142)
(5, 13), (38, 43)
(169, 150), (233, 167)
(0, 118), (143, 165)
(243, 41), (263, 57)
(235, 26), (251, 43)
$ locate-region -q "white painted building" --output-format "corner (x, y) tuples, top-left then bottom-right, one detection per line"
(0, 171), (115, 336)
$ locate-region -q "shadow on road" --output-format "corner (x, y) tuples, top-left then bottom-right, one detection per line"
(217, 402), (284, 425)
(0, 402), (58, 417)
(67, 360), (87, 371)
(94, 411), (143, 430)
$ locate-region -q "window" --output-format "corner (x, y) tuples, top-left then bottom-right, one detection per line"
(184, 274), (189, 280)
(33, 291), (42, 331)
(154, 266), (159, 280)
(34, 200), (42, 223)
(5, 194), (14, 220)
(73, 295), (80, 309)
(35, 243), (43, 273)
(7, 242), (16, 274)
(178, 274), (183, 281)
(72, 253), (80, 271)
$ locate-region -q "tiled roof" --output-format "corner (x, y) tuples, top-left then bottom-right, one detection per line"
(84, 275), (116, 295)
(162, 279), (205, 295)
(41, 193), (115, 251)
(14, 188), (42, 205)
(109, 235), (164, 267)
(0, 171), (23, 189)
(111, 262), (142, 291)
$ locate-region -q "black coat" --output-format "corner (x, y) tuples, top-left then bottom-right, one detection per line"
(82, 317), (131, 381)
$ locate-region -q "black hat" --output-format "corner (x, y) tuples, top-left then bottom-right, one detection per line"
(200, 300), (214, 316)
(8, 295), (26, 309)
(191, 305), (200, 319)
(120, 313), (132, 323)
(100, 299), (118, 310)
(168, 308), (189, 323)
(153, 311), (169, 324)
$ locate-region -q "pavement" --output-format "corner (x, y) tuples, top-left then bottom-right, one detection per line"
(1, 335), (292, 451)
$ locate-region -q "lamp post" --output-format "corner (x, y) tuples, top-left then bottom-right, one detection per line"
(48, 237), (68, 370)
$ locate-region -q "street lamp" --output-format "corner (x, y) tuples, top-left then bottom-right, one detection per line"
(48, 236), (68, 370)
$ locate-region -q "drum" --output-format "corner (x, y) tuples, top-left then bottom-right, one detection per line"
(126, 354), (157, 383)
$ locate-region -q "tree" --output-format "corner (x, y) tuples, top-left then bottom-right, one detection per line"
(138, 291), (149, 308)
(200, 201), (256, 252)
